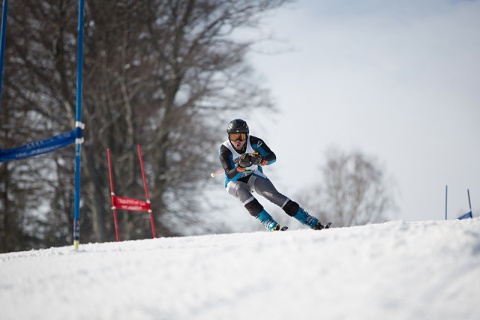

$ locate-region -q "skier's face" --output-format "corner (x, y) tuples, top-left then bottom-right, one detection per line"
(230, 133), (247, 150)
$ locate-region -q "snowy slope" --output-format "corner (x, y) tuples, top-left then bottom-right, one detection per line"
(1, 218), (480, 320)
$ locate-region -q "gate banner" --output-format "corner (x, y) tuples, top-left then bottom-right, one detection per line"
(0, 130), (75, 162)
(113, 196), (151, 212)
(457, 211), (473, 220)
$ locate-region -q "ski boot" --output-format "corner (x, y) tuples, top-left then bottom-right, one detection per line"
(256, 210), (280, 231)
(294, 208), (327, 230)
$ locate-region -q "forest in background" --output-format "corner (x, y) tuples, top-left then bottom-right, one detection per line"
(0, 0), (396, 253)
(0, 0), (288, 252)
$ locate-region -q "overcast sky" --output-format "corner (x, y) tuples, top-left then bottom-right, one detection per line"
(222, 0), (480, 223)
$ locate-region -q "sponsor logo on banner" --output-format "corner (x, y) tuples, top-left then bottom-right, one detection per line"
(113, 196), (151, 212)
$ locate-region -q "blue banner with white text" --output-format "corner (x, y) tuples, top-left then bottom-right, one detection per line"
(0, 130), (76, 162)
(457, 211), (473, 220)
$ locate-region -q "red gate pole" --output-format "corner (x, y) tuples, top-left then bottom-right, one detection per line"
(137, 144), (157, 239)
(107, 148), (120, 242)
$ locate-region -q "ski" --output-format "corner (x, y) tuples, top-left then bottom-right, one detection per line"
(280, 226), (288, 231)
(324, 222), (332, 229)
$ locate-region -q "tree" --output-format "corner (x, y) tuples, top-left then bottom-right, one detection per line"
(299, 148), (397, 227)
(0, 0), (289, 252)
(0, 0), (77, 252)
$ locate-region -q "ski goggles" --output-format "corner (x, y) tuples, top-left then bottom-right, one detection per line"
(229, 133), (247, 142)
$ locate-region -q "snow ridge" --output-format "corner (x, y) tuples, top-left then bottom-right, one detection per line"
(1, 219), (480, 320)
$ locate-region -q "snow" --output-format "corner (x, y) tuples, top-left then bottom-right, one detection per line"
(1, 218), (480, 320)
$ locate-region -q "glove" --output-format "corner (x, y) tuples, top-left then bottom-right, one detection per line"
(237, 153), (252, 168)
(249, 152), (264, 165)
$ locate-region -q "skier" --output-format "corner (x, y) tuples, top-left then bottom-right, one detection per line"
(218, 119), (329, 231)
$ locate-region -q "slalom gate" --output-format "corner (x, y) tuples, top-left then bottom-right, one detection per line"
(0, 0), (85, 249)
(107, 145), (157, 241)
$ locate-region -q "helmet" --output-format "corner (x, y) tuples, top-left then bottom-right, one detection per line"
(227, 119), (249, 134)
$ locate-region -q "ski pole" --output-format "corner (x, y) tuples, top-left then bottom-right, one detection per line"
(210, 169), (224, 177)
(210, 169), (253, 177)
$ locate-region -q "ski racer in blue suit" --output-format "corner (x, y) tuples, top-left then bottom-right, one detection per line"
(218, 119), (328, 231)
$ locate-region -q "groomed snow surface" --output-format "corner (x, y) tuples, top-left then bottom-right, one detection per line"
(1, 218), (480, 320)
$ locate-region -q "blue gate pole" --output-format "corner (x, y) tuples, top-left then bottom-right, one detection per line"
(445, 185), (448, 220)
(0, 0), (9, 112)
(73, 0), (85, 250)
(467, 189), (471, 211)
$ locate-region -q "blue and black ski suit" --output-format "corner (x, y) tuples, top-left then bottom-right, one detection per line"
(218, 135), (302, 218)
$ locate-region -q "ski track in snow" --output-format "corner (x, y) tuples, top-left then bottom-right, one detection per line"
(1, 219), (480, 320)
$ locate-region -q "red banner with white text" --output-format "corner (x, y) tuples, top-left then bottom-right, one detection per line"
(113, 196), (151, 212)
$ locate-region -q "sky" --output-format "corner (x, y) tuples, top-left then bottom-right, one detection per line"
(216, 0), (480, 225)
(2, 218), (479, 319)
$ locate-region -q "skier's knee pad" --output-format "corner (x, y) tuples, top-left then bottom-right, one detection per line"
(245, 199), (263, 217)
(283, 200), (300, 217)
